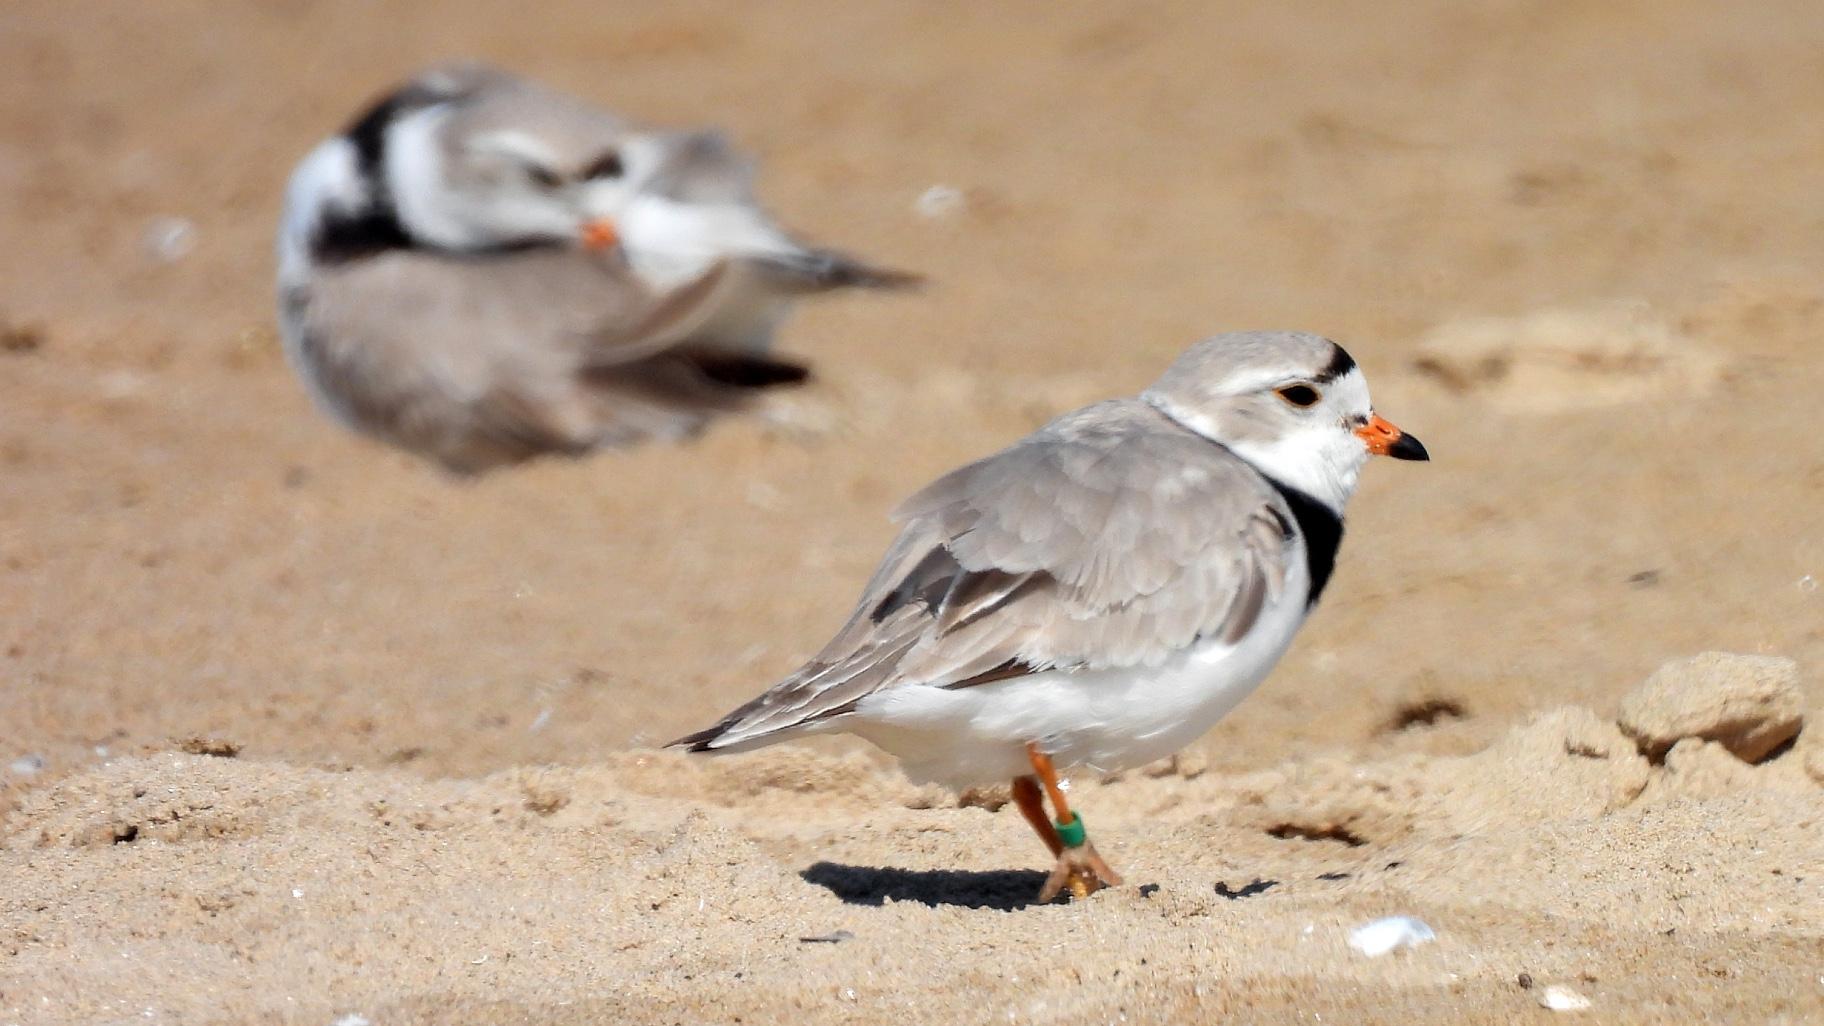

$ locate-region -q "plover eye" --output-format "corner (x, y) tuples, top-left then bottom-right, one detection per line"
(1276, 384), (1322, 408)
(524, 163), (564, 189)
(582, 150), (625, 180)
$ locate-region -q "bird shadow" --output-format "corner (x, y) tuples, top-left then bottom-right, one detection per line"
(801, 861), (1051, 912)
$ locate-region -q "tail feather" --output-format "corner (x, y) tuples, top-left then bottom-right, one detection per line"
(667, 713), (785, 753)
(669, 689), (787, 753)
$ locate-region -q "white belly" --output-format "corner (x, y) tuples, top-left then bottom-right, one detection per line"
(845, 560), (1312, 789)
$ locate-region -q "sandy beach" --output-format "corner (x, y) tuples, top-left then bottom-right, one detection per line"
(2, 2), (1821, 1022)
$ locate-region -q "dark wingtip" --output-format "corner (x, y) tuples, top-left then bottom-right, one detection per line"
(843, 264), (926, 290)
(763, 251), (926, 293)
(666, 725), (725, 752)
(807, 255), (925, 291)
(686, 351), (813, 389)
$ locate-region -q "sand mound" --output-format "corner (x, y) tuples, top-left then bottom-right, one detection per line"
(1411, 303), (1723, 413)
(4, 701), (1817, 1024)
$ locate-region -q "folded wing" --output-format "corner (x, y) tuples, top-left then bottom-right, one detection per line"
(676, 400), (1298, 750)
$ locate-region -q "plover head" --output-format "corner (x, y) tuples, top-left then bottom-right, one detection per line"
(379, 70), (647, 255)
(1143, 330), (1427, 511)
(279, 65), (795, 292)
(278, 66), (656, 277)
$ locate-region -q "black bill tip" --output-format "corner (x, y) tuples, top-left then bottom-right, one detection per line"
(1388, 432), (1430, 462)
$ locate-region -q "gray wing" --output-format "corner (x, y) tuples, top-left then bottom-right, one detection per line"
(675, 400), (1298, 750)
(287, 249), (807, 472)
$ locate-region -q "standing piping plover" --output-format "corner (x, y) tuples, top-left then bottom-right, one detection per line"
(673, 331), (1428, 901)
(277, 64), (916, 474)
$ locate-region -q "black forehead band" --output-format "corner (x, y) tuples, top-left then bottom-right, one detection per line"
(341, 82), (457, 179)
(1313, 345), (1357, 383)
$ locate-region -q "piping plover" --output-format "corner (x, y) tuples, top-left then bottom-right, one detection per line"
(277, 64), (916, 474)
(674, 331), (1427, 900)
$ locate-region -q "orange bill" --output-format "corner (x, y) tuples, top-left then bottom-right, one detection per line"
(1355, 412), (1429, 461)
(581, 218), (619, 251)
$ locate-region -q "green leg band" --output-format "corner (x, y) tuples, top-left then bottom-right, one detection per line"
(1055, 813), (1087, 849)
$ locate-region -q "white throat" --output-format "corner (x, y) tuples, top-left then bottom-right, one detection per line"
(1146, 394), (1366, 513)
(1221, 425), (1366, 512)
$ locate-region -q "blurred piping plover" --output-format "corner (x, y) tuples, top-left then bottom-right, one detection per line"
(674, 331), (1427, 900)
(277, 64), (916, 474)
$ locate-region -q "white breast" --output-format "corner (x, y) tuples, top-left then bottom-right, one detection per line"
(848, 554), (1314, 789)
(277, 137), (367, 286)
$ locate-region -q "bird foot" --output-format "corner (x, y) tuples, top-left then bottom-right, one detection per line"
(1038, 840), (1122, 903)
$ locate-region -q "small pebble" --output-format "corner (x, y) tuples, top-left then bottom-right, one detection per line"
(331, 1015), (371, 1026)
(178, 736), (241, 758)
(1539, 985), (1592, 1011)
(1347, 915), (1436, 957)
(8, 754), (45, 776)
(143, 217), (197, 262)
(915, 184), (965, 219)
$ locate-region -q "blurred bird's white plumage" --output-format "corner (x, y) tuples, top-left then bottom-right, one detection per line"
(275, 64), (916, 473)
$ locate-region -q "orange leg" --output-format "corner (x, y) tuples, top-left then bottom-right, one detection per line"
(1026, 746), (1074, 823)
(1023, 743), (1123, 902)
(1012, 776), (1064, 857)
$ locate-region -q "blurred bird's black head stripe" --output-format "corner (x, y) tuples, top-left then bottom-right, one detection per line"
(341, 81), (462, 178)
(313, 78), (562, 264)
(311, 83), (452, 264)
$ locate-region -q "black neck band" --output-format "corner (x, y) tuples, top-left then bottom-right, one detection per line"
(1264, 477), (1344, 606)
(308, 85), (568, 265)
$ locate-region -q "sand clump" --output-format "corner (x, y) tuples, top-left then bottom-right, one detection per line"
(1652, 738), (1765, 800)
(1618, 652), (1806, 763)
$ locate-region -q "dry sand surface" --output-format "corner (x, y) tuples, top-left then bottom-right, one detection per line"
(3, 1), (1823, 1023)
